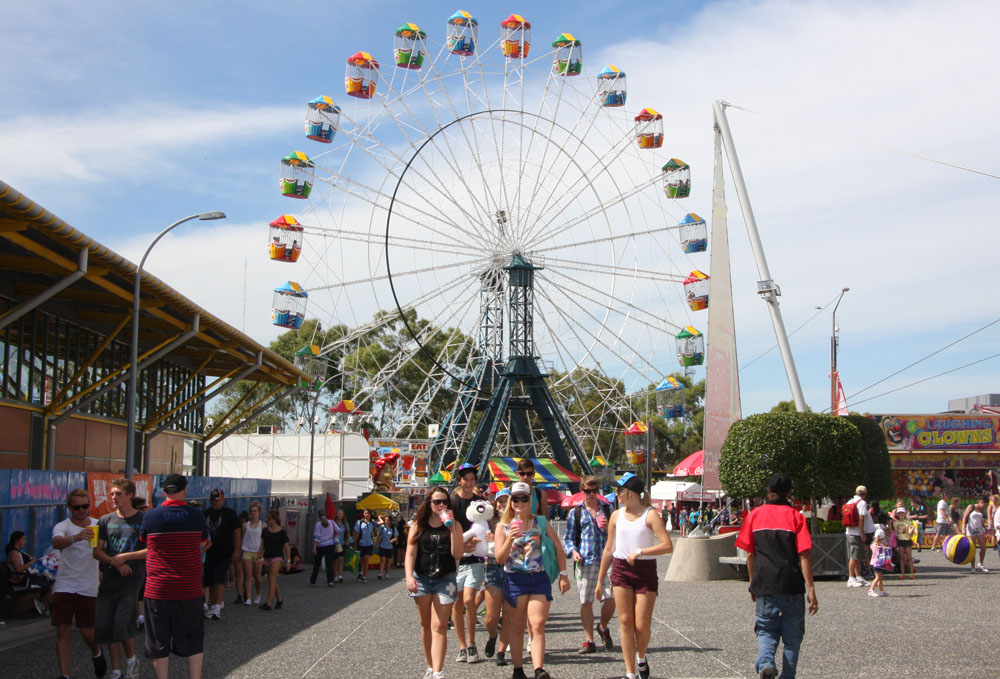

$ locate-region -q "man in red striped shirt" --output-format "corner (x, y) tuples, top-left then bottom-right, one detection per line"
(139, 474), (210, 679)
(735, 473), (818, 679)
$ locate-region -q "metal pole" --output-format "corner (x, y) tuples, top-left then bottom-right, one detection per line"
(830, 288), (849, 413)
(713, 100), (807, 412)
(125, 212), (225, 479)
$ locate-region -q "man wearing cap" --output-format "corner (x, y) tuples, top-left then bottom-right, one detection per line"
(735, 473), (818, 679)
(845, 485), (874, 587)
(450, 463), (484, 664)
(202, 488), (240, 620)
(140, 474), (211, 679)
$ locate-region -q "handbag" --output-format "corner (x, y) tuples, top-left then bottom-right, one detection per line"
(536, 515), (559, 584)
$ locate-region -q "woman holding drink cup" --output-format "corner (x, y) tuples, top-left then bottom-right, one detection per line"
(495, 481), (571, 679)
(405, 487), (466, 679)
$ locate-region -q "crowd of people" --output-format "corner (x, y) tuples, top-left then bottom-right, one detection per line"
(7, 467), (1000, 679)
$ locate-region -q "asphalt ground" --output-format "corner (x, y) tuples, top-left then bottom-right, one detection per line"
(2, 545), (998, 679)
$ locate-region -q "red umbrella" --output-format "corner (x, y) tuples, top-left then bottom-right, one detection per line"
(673, 449), (704, 477)
(545, 488), (567, 505)
(561, 491), (612, 509)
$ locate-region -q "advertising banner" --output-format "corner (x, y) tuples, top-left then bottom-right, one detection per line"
(870, 414), (1000, 451)
(87, 473), (154, 519)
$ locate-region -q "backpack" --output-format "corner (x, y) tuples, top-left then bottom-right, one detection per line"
(536, 515), (559, 584)
(841, 500), (860, 528)
(571, 504), (612, 549)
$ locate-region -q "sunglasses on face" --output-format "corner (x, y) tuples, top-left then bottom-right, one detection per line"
(517, 471), (533, 477)
(70, 504), (90, 510)
(430, 498), (449, 506)
(511, 496), (530, 503)
(583, 488), (598, 494)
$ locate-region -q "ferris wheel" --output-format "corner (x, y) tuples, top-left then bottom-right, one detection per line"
(268, 12), (710, 472)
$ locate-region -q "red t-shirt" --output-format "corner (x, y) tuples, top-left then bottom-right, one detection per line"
(735, 500), (812, 596)
(139, 499), (209, 600)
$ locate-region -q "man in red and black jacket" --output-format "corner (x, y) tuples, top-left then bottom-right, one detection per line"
(735, 473), (819, 679)
(139, 474), (210, 679)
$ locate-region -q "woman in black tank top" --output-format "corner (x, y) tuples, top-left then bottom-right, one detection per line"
(405, 487), (465, 679)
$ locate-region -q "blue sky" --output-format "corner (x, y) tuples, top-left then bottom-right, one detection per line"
(2, 0), (999, 419)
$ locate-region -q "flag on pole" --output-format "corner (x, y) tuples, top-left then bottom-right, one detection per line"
(836, 374), (849, 416)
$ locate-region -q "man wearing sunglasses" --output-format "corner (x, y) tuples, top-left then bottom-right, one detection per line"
(514, 458), (549, 518)
(50, 488), (106, 679)
(450, 463), (484, 664)
(563, 475), (615, 654)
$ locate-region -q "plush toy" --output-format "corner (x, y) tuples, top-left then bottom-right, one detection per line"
(462, 499), (493, 558)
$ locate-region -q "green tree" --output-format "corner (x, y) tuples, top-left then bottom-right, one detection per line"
(845, 413), (893, 500)
(626, 375), (704, 470)
(341, 309), (473, 438)
(719, 412), (864, 531)
(770, 400), (812, 414)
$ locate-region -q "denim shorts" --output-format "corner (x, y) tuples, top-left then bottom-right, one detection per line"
(456, 562), (485, 591)
(410, 572), (458, 604)
(484, 563), (505, 590)
(503, 570), (552, 607)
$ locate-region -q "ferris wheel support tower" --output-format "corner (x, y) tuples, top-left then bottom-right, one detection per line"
(456, 253), (591, 482)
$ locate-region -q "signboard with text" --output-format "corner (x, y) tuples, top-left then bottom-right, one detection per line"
(870, 414), (1000, 451)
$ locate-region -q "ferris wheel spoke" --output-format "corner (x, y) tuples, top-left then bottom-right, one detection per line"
(339, 113), (487, 236)
(524, 171), (663, 252)
(306, 258), (477, 298)
(304, 226), (475, 260)
(536, 275), (673, 379)
(543, 267), (686, 333)
(531, 223), (678, 254)
(542, 258), (686, 284)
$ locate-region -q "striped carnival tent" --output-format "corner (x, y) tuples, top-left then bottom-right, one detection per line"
(488, 457), (581, 484)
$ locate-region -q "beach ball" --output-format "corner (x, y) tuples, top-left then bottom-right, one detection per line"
(943, 534), (974, 565)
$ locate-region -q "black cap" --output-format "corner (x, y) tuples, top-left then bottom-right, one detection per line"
(209, 488), (224, 500)
(161, 473), (187, 494)
(617, 472), (645, 494)
(767, 473), (793, 497)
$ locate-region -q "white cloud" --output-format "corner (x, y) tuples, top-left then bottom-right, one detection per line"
(0, 105), (299, 184)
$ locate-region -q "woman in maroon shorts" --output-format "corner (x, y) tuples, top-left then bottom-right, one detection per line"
(595, 473), (673, 679)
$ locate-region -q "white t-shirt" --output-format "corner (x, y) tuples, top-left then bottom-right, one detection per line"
(993, 507), (1000, 540)
(936, 499), (949, 524)
(52, 517), (99, 597)
(845, 496), (869, 536)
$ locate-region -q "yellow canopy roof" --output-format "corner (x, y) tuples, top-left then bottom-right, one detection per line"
(356, 493), (399, 510)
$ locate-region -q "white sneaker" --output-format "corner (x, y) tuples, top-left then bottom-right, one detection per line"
(970, 566), (978, 574)
(847, 578), (863, 587)
(125, 656), (140, 678)
(878, 590), (888, 596)
(244, 598), (253, 606)
(254, 596), (261, 605)
(432, 673), (445, 679)
(867, 590), (879, 597)
(979, 565), (989, 573)
(109, 671), (122, 679)
(423, 668), (434, 679)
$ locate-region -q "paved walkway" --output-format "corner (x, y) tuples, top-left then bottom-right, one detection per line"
(2, 548), (997, 678)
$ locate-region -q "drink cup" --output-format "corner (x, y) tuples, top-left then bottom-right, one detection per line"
(510, 518), (523, 536)
(439, 509), (453, 527)
(596, 513), (607, 530)
(87, 527), (98, 548)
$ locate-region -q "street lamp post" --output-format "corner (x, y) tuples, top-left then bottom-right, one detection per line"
(125, 212), (226, 479)
(823, 287), (850, 414)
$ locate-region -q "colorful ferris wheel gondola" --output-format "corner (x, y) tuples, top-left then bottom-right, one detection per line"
(623, 421), (648, 465)
(268, 215), (304, 263)
(446, 11), (478, 56)
(500, 14), (531, 59)
(662, 158), (690, 198)
(279, 151), (314, 199)
(634, 108), (663, 149)
(305, 96), (340, 143)
(272, 281), (308, 330)
(394, 23), (427, 70)
(683, 269), (710, 311)
(551, 33), (582, 76)
(676, 327), (705, 367)
(655, 376), (685, 419)
(345, 51), (379, 99)
(596, 65), (626, 107)
(679, 213), (707, 254)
